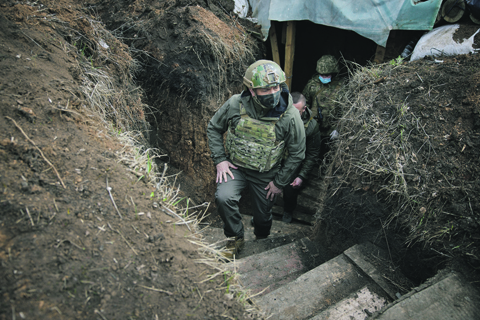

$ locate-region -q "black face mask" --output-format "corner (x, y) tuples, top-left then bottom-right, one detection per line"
(256, 90), (281, 109)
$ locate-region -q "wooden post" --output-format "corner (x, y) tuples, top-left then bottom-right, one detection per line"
(284, 21), (296, 90)
(373, 45), (385, 64)
(269, 22), (281, 67)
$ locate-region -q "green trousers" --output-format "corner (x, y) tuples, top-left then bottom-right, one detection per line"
(215, 168), (277, 238)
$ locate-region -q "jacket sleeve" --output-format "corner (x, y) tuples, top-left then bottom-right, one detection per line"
(273, 110), (306, 189)
(302, 78), (315, 108)
(298, 122), (322, 181)
(207, 96), (236, 166)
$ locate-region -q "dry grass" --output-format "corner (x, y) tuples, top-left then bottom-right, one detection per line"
(329, 60), (442, 248)
(187, 5), (257, 104)
(200, 28), (256, 104)
(44, 14), (206, 226)
(325, 57), (480, 264)
(189, 236), (268, 317)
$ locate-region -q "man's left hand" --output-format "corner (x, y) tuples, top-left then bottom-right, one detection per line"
(265, 181), (282, 201)
(290, 177), (303, 189)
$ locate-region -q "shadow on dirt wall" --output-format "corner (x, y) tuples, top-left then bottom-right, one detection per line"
(92, 0), (265, 206)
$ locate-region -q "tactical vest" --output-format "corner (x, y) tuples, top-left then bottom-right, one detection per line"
(225, 103), (285, 172)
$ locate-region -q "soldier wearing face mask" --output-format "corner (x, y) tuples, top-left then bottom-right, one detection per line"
(302, 55), (344, 141)
(281, 92), (322, 223)
(207, 60), (306, 258)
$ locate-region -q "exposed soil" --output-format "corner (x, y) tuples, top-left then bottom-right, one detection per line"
(0, 1), (253, 319)
(2, 0), (480, 319)
(91, 0), (264, 207)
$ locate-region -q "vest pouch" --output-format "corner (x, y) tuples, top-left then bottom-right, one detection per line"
(265, 140), (285, 170)
(226, 114), (285, 172)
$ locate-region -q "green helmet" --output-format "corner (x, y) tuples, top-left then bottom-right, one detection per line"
(316, 55), (339, 74)
(243, 60), (286, 89)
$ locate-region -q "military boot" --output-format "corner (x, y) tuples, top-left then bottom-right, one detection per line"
(221, 237), (244, 259)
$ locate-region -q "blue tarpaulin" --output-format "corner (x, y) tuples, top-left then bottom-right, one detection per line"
(248, 0), (443, 47)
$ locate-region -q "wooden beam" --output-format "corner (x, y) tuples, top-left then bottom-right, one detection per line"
(269, 22), (281, 66)
(284, 21), (296, 90)
(373, 45), (385, 64)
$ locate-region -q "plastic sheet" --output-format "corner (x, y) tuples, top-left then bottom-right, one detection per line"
(248, 0), (442, 46)
(234, 0), (249, 18)
(410, 24), (480, 61)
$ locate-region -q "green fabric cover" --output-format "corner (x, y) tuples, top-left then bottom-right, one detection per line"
(249, 0), (442, 46)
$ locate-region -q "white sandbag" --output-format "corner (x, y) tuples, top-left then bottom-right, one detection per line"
(410, 24), (480, 61)
(234, 0), (249, 18)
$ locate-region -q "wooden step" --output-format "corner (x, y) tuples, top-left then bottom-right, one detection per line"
(271, 205), (315, 225)
(255, 250), (392, 319)
(374, 272), (480, 320)
(344, 242), (400, 300)
(198, 213), (310, 247)
(310, 286), (388, 320)
(236, 233), (307, 259)
(298, 182), (322, 199)
(228, 237), (328, 296)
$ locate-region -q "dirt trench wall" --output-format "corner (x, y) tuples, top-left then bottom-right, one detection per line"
(149, 94), (223, 202)
(317, 53), (480, 280)
(95, 0), (263, 203)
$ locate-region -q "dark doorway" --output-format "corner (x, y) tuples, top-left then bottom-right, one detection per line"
(265, 20), (378, 92)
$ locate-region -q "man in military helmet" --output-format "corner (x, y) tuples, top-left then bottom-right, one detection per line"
(282, 92), (322, 223)
(302, 55), (344, 141)
(207, 60), (306, 258)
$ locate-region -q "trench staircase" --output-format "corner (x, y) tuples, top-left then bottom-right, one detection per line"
(198, 180), (480, 319)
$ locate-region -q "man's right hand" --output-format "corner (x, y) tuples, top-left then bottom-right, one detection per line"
(216, 161), (238, 183)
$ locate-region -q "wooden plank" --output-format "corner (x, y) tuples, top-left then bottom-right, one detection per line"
(271, 205), (315, 225)
(269, 22), (281, 66)
(284, 21), (296, 90)
(374, 44), (385, 64)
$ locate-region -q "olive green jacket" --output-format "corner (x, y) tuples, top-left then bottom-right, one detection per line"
(302, 76), (344, 136)
(207, 87), (306, 189)
(297, 107), (322, 181)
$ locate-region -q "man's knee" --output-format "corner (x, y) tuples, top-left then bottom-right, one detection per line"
(215, 186), (239, 207)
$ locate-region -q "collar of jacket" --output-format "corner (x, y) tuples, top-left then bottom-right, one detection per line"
(301, 107), (312, 124)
